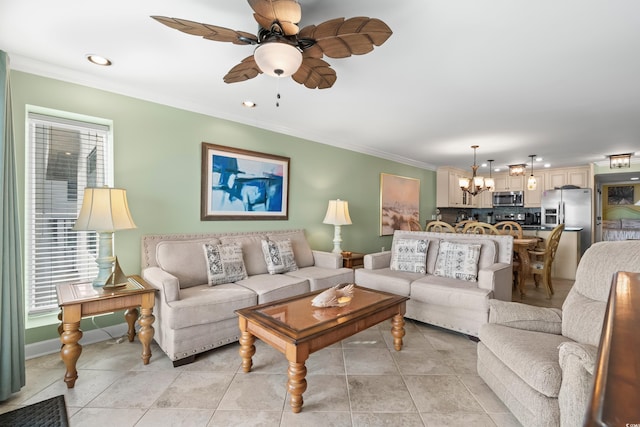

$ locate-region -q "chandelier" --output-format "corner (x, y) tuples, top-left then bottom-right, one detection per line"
(459, 145), (494, 196)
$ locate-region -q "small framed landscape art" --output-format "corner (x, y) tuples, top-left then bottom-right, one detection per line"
(201, 143), (290, 220)
(380, 173), (420, 236)
(607, 185), (634, 205)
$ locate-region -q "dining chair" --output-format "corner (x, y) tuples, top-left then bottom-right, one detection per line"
(424, 220), (455, 233)
(494, 221), (523, 239)
(462, 221), (500, 235)
(454, 219), (477, 233)
(528, 223), (565, 298)
(408, 219), (423, 231)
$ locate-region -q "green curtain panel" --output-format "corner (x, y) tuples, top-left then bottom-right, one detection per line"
(0, 50), (25, 401)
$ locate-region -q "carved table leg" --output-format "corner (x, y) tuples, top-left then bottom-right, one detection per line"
(239, 330), (256, 373)
(138, 306), (155, 365)
(125, 307), (139, 342)
(60, 305), (83, 388)
(287, 361), (307, 413)
(391, 313), (406, 351)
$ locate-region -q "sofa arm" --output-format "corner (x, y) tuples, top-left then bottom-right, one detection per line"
(142, 267), (181, 303)
(363, 251), (391, 270)
(312, 250), (342, 269)
(558, 342), (598, 427)
(488, 299), (563, 334)
(477, 262), (512, 301)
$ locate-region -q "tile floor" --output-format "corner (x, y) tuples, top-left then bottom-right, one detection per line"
(0, 278), (572, 426)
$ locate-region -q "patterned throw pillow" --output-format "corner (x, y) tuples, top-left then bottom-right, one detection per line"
(261, 239), (298, 274)
(203, 243), (247, 286)
(433, 241), (482, 282)
(390, 238), (429, 273)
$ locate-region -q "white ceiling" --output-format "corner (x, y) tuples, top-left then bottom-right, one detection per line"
(2, 0), (640, 172)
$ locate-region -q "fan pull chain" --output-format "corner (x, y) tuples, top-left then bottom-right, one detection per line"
(275, 70), (282, 107)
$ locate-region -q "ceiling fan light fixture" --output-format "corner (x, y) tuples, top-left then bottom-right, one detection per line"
(254, 41), (302, 78)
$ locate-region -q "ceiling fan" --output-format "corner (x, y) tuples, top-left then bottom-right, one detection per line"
(152, 0), (392, 89)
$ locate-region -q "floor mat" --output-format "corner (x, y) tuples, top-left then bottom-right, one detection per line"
(0, 395), (68, 427)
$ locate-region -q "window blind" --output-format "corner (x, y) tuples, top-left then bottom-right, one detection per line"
(26, 112), (111, 314)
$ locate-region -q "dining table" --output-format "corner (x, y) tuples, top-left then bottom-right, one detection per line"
(512, 237), (541, 297)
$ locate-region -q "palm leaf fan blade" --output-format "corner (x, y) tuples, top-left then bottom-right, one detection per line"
(151, 16), (257, 45)
(301, 17), (392, 58)
(248, 0), (301, 35)
(292, 58), (336, 89)
(223, 56), (262, 83)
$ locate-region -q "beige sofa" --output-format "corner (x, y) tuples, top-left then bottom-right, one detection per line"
(354, 230), (514, 337)
(477, 240), (640, 427)
(141, 229), (354, 366)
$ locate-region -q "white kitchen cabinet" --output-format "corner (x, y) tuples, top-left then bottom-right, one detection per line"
(492, 173), (524, 192)
(545, 166), (590, 190)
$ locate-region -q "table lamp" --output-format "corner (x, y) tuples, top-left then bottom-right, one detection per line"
(72, 186), (137, 287)
(322, 199), (352, 254)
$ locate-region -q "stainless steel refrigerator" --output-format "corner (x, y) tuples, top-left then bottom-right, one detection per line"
(541, 187), (592, 256)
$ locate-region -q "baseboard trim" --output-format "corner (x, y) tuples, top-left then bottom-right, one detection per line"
(26, 322), (129, 360)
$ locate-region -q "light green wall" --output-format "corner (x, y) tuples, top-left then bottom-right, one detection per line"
(11, 71), (436, 344)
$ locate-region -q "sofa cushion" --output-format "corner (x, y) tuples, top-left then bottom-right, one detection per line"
(479, 323), (574, 397)
(433, 241), (482, 281)
(235, 274), (310, 304)
(203, 242), (248, 286)
(165, 283), (257, 329)
(156, 239), (220, 288)
(286, 266), (354, 291)
(390, 238), (429, 273)
(261, 239), (298, 274)
(220, 234), (268, 276)
(267, 230), (315, 268)
(354, 267), (418, 296)
(410, 275), (492, 311)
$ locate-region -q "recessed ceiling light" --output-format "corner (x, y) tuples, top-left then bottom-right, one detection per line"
(242, 100), (257, 108)
(86, 54), (112, 66)
(536, 157), (543, 162)
(544, 163), (551, 168)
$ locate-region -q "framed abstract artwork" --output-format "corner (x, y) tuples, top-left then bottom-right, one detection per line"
(201, 143), (290, 220)
(380, 173), (420, 235)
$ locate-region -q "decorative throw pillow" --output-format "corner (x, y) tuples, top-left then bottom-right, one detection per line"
(261, 239), (298, 274)
(390, 238), (428, 273)
(203, 243), (247, 286)
(433, 241), (482, 282)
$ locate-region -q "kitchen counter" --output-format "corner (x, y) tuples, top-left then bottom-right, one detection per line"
(521, 225), (583, 232)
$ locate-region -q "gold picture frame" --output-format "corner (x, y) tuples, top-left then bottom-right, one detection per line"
(380, 173), (420, 236)
(201, 143), (290, 220)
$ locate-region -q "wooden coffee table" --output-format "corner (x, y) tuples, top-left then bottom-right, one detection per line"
(235, 285), (408, 413)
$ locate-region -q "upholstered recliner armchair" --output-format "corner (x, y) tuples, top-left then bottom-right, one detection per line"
(477, 240), (640, 427)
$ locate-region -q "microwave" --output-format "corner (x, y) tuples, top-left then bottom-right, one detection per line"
(492, 191), (524, 207)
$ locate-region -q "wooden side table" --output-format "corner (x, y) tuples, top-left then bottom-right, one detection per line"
(342, 252), (365, 269)
(56, 275), (156, 388)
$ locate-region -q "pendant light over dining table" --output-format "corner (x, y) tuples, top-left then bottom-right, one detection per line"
(527, 154), (537, 191)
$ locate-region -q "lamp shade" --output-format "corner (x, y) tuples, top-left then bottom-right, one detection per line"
(323, 199), (352, 226)
(254, 41), (303, 77)
(73, 187), (137, 232)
